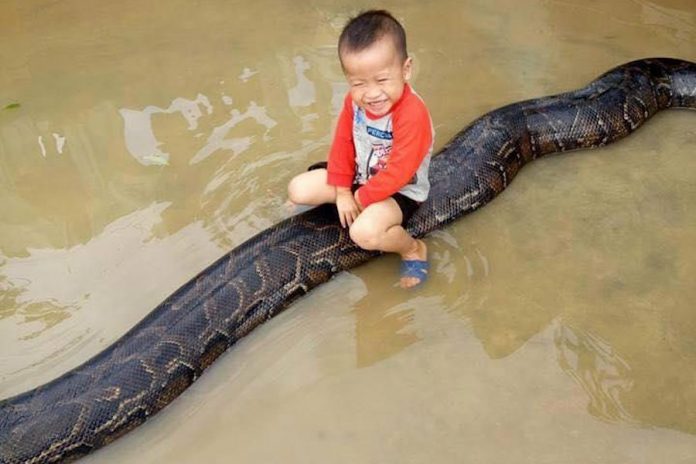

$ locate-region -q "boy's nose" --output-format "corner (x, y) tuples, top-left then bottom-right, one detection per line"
(364, 84), (381, 99)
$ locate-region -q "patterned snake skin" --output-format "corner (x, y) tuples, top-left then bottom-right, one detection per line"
(1, 58), (694, 463)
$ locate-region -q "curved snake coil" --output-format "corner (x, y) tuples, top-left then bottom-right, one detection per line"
(1, 58), (694, 463)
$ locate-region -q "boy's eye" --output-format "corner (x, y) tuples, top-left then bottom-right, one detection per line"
(378, 78), (389, 83)
(352, 82), (364, 87)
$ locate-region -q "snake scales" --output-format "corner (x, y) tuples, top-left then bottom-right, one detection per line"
(1, 58), (694, 463)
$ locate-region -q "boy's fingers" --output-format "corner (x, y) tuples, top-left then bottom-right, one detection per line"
(337, 203), (360, 228)
(348, 211), (355, 227)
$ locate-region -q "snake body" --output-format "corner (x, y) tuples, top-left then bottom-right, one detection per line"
(1, 58), (694, 463)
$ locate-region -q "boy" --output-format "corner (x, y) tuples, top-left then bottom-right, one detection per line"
(287, 10), (433, 288)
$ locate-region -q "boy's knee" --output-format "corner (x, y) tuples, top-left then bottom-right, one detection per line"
(349, 222), (380, 250)
(287, 176), (306, 204)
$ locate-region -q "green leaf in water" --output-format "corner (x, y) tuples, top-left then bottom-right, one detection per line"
(3, 103), (20, 110)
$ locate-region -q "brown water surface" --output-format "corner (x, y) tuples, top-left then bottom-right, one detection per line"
(1, 0), (695, 462)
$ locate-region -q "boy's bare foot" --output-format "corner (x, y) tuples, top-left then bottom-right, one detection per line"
(399, 239), (428, 289)
(284, 199), (298, 214)
(284, 200), (314, 216)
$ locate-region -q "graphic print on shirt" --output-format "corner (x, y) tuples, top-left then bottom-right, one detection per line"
(366, 143), (391, 178)
(353, 106), (395, 185)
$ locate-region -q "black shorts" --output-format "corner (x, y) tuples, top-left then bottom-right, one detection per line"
(307, 161), (420, 226)
(349, 184), (420, 226)
(392, 192), (421, 226)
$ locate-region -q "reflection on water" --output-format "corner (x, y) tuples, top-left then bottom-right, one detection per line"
(37, 132), (67, 157)
(120, 94), (213, 166)
(189, 100), (275, 164)
(0, 202), (225, 397)
(555, 324), (634, 423)
(288, 56), (317, 108)
(1, 0), (695, 461)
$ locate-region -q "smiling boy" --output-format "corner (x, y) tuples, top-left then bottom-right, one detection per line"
(287, 10), (434, 288)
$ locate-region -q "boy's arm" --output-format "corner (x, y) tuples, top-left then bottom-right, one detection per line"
(326, 94), (356, 188)
(355, 101), (432, 207)
(327, 94), (361, 227)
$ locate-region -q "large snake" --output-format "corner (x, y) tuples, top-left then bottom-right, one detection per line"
(1, 58), (694, 463)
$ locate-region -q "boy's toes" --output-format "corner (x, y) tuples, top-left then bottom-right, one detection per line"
(284, 200), (297, 212)
(400, 276), (420, 289)
(285, 200), (313, 216)
(399, 259), (429, 289)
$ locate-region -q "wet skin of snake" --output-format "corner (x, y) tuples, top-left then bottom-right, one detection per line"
(1, 58), (695, 463)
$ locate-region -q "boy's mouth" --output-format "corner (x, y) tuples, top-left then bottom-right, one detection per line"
(366, 100), (388, 112)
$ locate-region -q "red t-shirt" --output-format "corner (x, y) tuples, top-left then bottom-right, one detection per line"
(326, 84), (433, 207)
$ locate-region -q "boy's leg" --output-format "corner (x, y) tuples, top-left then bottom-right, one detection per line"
(349, 198), (428, 288)
(287, 169), (336, 206)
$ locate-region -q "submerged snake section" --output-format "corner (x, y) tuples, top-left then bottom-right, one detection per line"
(1, 58), (694, 463)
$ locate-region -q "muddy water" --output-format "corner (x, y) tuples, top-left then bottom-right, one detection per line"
(1, 0), (695, 462)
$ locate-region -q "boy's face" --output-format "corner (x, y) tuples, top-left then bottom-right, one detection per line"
(340, 36), (412, 117)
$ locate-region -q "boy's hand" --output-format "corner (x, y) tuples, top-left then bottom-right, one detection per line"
(336, 187), (360, 228)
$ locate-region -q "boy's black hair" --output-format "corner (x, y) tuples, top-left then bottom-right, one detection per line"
(338, 10), (408, 62)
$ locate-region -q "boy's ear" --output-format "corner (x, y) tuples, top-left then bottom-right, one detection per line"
(403, 57), (413, 80)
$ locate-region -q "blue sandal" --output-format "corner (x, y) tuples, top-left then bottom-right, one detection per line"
(400, 259), (429, 287)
